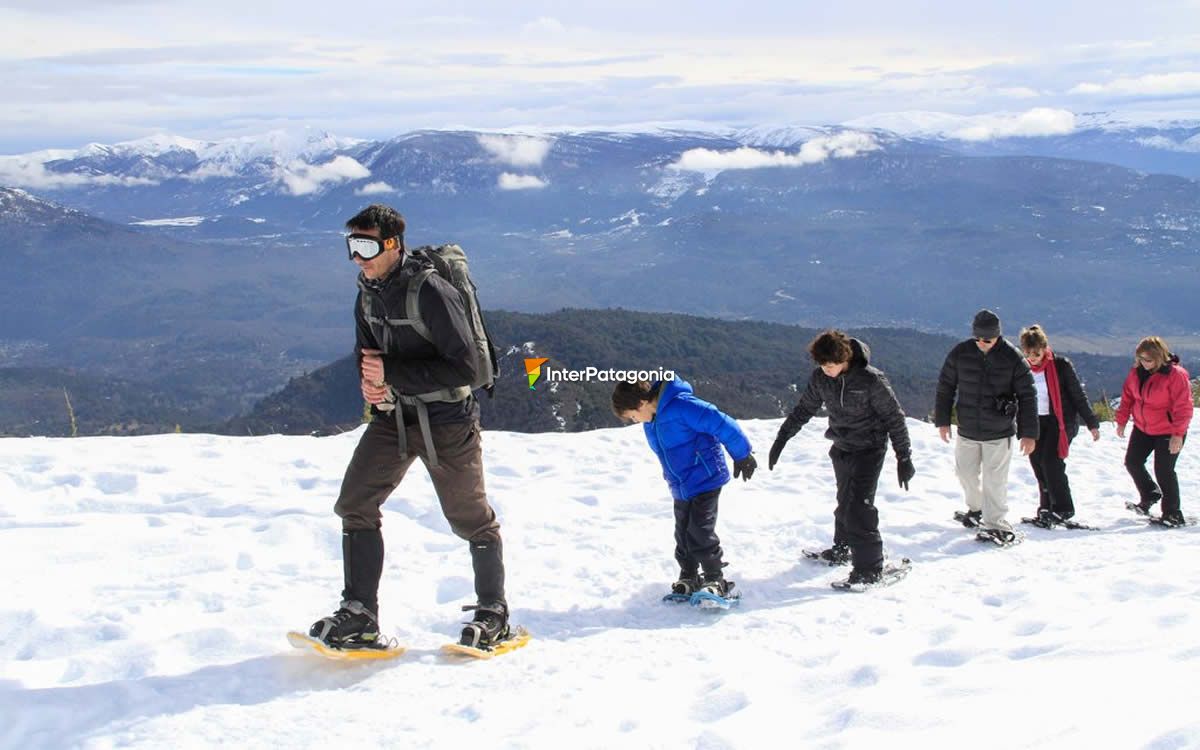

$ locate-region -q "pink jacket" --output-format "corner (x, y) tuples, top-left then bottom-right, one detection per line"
(1115, 358), (1193, 437)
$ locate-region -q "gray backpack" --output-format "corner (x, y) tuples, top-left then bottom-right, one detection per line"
(400, 244), (499, 400)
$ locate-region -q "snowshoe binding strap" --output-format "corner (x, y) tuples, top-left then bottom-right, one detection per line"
(459, 603), (509, 649)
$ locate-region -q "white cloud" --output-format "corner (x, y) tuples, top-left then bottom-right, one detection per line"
(355, 180), (396, 195)
(498, 172), (547, 190)
(997, 86), (1041, 99)
(521, 16), (567, 37)
(0, 156), (158, 189)
(278, 155), (369, 196)
(670, 132), (880, 173)
(1069, 71), (1200, 97)
(1137, 134), (1200, 153)
(949, 107), (1076, 141)
(478, 134), (553, 167)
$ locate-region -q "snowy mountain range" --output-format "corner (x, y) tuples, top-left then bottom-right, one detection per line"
(2, 116), (1199, 431)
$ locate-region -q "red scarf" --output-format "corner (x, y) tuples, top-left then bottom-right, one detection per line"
(1029, 348), (1069, 459)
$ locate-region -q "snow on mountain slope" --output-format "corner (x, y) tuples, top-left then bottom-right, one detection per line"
(2, 419), (1198, 748)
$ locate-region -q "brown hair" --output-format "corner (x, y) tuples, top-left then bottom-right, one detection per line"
(611, 380), (659, 417)
(808, 329), (853, 365)
(1019, 324), (1049, 352)
(1135, 336), (1171, 365)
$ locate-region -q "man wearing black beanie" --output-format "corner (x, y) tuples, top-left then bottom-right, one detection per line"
(934, 309), (1039, 543)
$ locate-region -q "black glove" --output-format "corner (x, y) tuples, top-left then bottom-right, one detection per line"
(897, 455), (915, 491)
(768, 434), (789, 470)
(733, 454), (757, 481)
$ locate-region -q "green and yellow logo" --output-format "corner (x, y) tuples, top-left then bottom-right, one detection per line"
(524, 358), (549, 390)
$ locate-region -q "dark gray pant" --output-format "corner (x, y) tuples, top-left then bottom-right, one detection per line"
(674, 488), (724, 577)
(830, 445), (886, 571)
(1030, 415), (1075, 517)
(334, 417), (499, 543)
(334, 417), (504, 608)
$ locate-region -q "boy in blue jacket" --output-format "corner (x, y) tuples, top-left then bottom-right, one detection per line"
(612, 378), (757, 599)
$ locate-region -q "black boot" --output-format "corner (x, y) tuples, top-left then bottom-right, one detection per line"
(340, 529), (384, 616)
(699, 563), (737, 598)
(309, 599), (380, 647)
(848, 564), (884, 585)
(460, 602), (510, 648)
(469, 538), (506, 605)
(818, 543), (851, 565)
(671, 568), (702, 595)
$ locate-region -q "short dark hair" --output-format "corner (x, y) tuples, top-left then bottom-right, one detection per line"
(346, 204), (406, 247)
(808, 329), (853, 365)
(611, 380), (658, 417)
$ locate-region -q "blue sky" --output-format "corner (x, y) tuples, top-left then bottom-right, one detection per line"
(2, 0), (1199, 151)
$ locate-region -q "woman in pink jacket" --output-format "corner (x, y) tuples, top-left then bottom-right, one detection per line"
(1116, 336), (1193, 526)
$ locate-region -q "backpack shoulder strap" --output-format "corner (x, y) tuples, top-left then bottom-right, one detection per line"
(403, 267), (437, 342)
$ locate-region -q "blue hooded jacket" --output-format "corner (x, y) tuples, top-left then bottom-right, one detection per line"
(643, 378), (753, 501)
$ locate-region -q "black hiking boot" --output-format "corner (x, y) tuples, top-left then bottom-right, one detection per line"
(698, 573), (738, 599)
(818, 543), (851, 565)
(847, 564), (884, 585)
(671, 570), (702, 596)
(1159, 510), (1187, 527)
(960, 510), (983, 528)
(309, 599), (380, 647)
(978, 528), (1017, 545)
(459, 602), (510, 649)
(1031, 509), (1064, 528)
(1126, 500), (1156, 516)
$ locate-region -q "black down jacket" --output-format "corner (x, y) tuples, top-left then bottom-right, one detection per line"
(779, 338), (912, 458)
(934, 337), (1038, 442)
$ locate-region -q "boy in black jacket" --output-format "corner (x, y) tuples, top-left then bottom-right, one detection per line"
(769, 330), (915, 583)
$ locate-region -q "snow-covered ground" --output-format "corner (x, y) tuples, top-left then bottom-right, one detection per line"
(2, 419), (1197, 749)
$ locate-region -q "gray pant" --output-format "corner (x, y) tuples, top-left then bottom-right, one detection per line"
(955, 435), (1014, 531)
(334, 417), (500, 544)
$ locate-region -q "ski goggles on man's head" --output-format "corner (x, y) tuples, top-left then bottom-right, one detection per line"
(346, 233), (401, 261)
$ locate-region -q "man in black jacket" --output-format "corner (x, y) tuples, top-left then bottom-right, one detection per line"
(768, 330), (916, 583)
(935, 309), (1038, 540)
(309, 204), (508, 650)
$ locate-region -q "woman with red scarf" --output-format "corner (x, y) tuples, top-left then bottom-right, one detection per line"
(1019, 325), (1101, 525)
(1115, 336), (1193, 527)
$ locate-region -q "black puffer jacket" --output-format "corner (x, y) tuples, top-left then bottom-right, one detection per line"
(934, 337), (1037, 441)
(778, 338), (912, 458)
(355, 252), (479, 425)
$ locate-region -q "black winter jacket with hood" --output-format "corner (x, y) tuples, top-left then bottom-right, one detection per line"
(778, 338), (912, 458)
(934, 337), (1038, 442)
(1046, 354), (1101, 441)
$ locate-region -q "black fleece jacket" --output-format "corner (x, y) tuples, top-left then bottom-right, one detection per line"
(354, 253), (479, 425)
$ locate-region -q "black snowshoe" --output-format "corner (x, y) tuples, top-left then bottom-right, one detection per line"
(954, 510), (983, 528)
